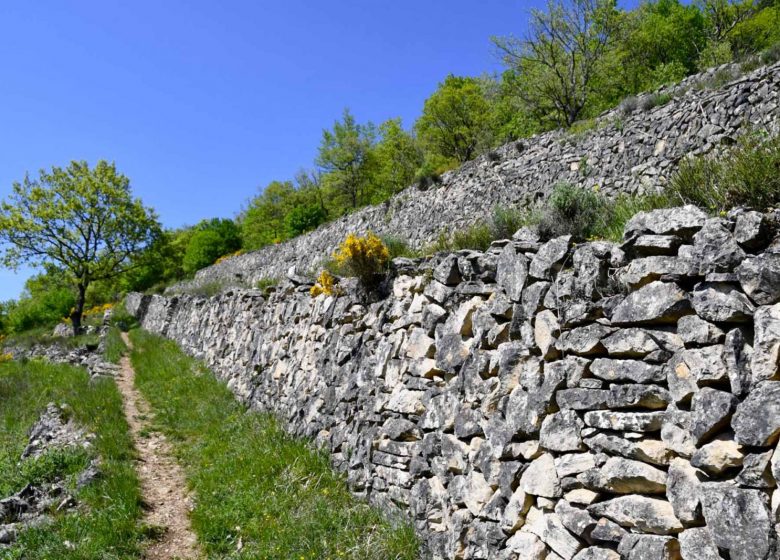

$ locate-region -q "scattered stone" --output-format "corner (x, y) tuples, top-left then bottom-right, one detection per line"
(690, 388), (737, 444)
(584, 411), (665, 432)
(700, 483), (773, 560)
(692, 219), (746, 274)
(497, 244), (529, 301)
(677, 528), (721, 560)
(677, 315), (724, 347)
(666, 459), (703, 525)
(540, 411), (585, 453)
(691, 436), (744, 475)
(732, 381), (780, 446)
(433, 256), (461, 286)
(611, 281), (692, 325)
(601, 328), (661, 357)
(607, 384), (670, 410)
(590, 359), (665, 383)
(737, 450), (776, 489)
(624, 205), (707, 239)
(737, 254), (780, 305)
(751, 304), (780, 383)
(530, 236), (572, 280)
(733, 210), (770, 250)
(572, 547), (620, 560)
(588, 495), (683, 535)
(691, 282), (755, 323)
(581, 457), (666, 494)
(526, 509), (583, 560)
(521, 453), (562, 498)
(617, 534), (682, 560)
(557, 389), (610, 411)
(557, 324), (612, 356)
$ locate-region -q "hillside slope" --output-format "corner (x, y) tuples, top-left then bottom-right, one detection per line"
(176, 61), (780, 293)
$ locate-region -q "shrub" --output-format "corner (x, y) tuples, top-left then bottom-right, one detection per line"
(286, 204), (328, 237)
(537, 183), (607, 241)
(332, 232), (390, 289)
(310, 270), (340, 297)
(255, 277), (279, 293)
(594, 194), (672, 241)
(761, 41), (780, 65)
(619, 96), (639, 115)
(214, 249), (243, 266)
(427, 206), (537, 253)
(639, 92), (673, 111)
(5, 287), (75, 333)
(667, 130), (780, 211)
(490, 206), (535, 241)
(382, 236), (420, 259)
(0, 352), (12, 363)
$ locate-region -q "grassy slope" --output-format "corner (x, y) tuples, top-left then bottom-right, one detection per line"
(0, 359), (144, 560)
(129, 329), (419, 560)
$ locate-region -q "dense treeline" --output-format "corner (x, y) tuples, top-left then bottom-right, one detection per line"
(2, 0), (779, 335)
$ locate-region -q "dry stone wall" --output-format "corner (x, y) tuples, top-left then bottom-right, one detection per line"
(173, 62), (780, 294)
(129, 205), (780, 560)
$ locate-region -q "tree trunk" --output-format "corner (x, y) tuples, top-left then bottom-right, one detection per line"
(70, 283), (87, 336)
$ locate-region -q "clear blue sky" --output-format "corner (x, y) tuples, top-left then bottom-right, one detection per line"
(0, 1), (637, 301)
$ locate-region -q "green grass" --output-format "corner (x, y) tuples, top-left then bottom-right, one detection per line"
(103, 326), (127, 364)
(0, 359), (144, 560)
(128, 329), (419, 560)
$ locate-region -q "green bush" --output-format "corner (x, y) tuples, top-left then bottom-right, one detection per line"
(182, 218), (242, 275)
(382, 236), (420, 259)
(427, 205), (537, 253)
(537, 183), (608, 241)
(667, 130), (780, 211)
(6, 287), (75, 333)
(285, 203), (327, 237)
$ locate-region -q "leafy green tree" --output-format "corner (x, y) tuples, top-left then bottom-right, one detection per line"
(285, 203), (328, 236)
(182, 218), (242, 274)
(0, 161), (160, 334)
(317, 109), (377, 210)
(372, 119), (424, 198)
(415, 75), (493, 164)
(614, 0), (705, 92)
(4, 270), (76, 333)
(240, 181), (296, 249)
(493, 0), (620, 127)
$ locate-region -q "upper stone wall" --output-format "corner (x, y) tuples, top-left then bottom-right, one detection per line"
(173, 62), (780, 294)
(130, 205), (780, 560)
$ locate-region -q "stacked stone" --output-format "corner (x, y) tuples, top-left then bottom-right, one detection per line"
(128, 204), (780, 559)
(171, 61), (780, 296)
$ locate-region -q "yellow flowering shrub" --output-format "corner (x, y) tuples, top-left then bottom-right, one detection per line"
(84, 303), (114, 317)
(310, 270), (339, 298)
(332, 232), (390, 288)
(214, 249), (244, 265)
(0, 352), (13, 364)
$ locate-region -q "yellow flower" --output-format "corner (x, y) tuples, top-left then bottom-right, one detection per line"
(310, 270), (339, 298)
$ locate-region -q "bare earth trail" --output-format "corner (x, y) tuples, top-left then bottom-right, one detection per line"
(117, 333), (200, 560)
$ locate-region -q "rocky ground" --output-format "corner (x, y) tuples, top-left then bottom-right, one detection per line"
(0, 403), (99, 546)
